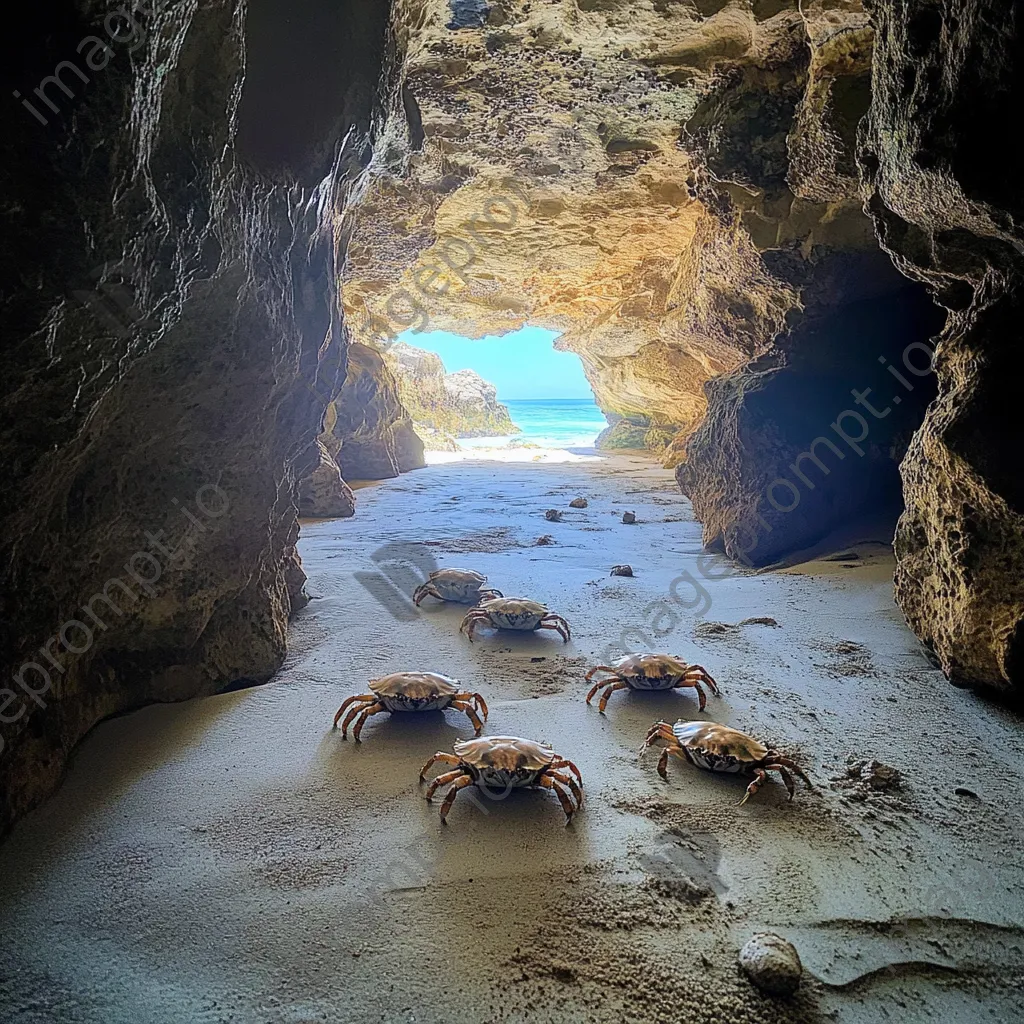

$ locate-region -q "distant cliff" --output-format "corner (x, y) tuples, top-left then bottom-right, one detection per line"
(387, 342), (520, 441)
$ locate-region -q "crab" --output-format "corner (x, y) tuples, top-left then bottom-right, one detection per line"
(419, 735), (584, 823)
(460, 597), (571, 643)
(332, 672), (489, 741)
(641, 720), (813, 805)
(413, 568), (503, 606)
(585, 653), (720, 712)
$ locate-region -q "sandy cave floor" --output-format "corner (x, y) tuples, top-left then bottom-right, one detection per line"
(2, 453), (1024, 1024)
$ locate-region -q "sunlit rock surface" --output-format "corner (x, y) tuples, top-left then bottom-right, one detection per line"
(387, 341), (518, 438)
(342, 0), (880, 464)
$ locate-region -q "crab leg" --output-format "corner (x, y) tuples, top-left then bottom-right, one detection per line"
(413, 583), (442, 606)
(424, 768), (468, 801)
(536, 775), (577, 822)
(477, 588), (503, 602)
(766, 764), (796, 800)
(460, 612), (490, 641)
(341, 699), (383, 738)
(439, 775), (476, 823)
(657, 743), (687, 779)
(738, 768), (769, 806)
(684, 665), (720, 695)
(453, 691), (489, 719)
(768, 755), (814, 790)
(351, 703), (389, 742)
(419, 751), (462, 779)
(547, 768), (584, 809)
(585, 665), (620, 682)
(597, 681), (630, 713)
(449, 699), (484, 735)
(540, 614), (571, 641)
(678, 679), (707, 711)
(640, 721), (676, 756)
(586, 673), (624, 703)
(332, 693), (375, 729)
(550, 757), (583, 788)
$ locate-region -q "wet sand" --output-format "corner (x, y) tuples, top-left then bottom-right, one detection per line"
(2, 453), (1023, 1023)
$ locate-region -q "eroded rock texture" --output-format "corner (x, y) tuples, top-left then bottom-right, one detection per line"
(0, 0), (393, 836)
(388, 341), (519, 439)
(680, 252), (943, 564)
(326, 343), (426, 481)
(861, 0), (1024, 693)
(341, 0), (883, 464)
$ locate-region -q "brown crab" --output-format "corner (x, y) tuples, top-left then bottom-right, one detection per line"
(332, 672), (488, 741)
(420, 735), (584, 823)
(413, 568), (503, 606)
(460, 597), (571, 643)
(641, 719), (813, 805)
(585, 653), (720, 712)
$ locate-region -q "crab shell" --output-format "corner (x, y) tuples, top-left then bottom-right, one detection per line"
(417, 568), (500, 603)
(368, 671), (463, 712)
(453, 735), (555, 788)
(671, 721), (770, 773)
(607, 653), (696, 690)
(474, 597), (549, 630)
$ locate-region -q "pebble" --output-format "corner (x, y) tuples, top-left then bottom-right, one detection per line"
(544, 509), (563, 521)
(535, 534), (555, 545)
(569, 497), (588, 508)
(610, 564), (634, 576)
(738, 932), (802, 996)
(621, 511), (636, 524)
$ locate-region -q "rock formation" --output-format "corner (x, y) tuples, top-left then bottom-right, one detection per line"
(323, 342), (426, 481)
(861, 0), (1023, 694)
(0, 0), (395, 837)
(386, 341), (519, 438)
(1, 0), (1020, 844)
(298, 440), (357, 520)
(341, 0), (886, 468)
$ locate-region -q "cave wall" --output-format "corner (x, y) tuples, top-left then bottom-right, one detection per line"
(325, 342), (427, 481)
(339, 0), (884, 465)
(860, 0), (1023, 694)
(679, 251), (943, 564)
(0, 0), (394, 837)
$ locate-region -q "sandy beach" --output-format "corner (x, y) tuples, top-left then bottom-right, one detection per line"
(2, 452), (1023, 1024)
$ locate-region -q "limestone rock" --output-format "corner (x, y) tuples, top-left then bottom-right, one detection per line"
(0, 1), (393, 837)
(387, 342), (519, 437)
(739, 933), (803, 996)
(329, 343), (426, 481)
(680, 253), (943, 565)
(861, 0), (1024, 693)
(342, 0), (881, 463)
(299, 441), (356, 519)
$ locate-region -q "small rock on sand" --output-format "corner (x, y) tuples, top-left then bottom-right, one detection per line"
(610, 564), (633, 577)
(621, 511), (636, 524)
(544, 509), (563, 521)
(535, 534), (555, 545)
(739, 932), (802, 996)
(569, 497), (588, 508)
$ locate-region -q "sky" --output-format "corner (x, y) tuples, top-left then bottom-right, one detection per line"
(396, 325), (595, 401)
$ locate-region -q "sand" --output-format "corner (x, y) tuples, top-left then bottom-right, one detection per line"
(2, 452), (1024, 1024)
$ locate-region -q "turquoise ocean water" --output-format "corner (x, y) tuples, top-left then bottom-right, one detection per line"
(457, 398), (607, 450)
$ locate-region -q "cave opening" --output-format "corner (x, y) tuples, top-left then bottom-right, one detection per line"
(4, 0), (1024, 1019)
(386, 325), (607, 460)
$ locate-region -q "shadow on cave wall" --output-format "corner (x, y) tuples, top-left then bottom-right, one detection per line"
(0, 0), (394, 839)
(680, 251), (946, 565)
